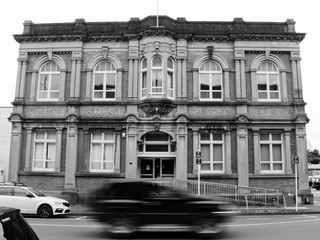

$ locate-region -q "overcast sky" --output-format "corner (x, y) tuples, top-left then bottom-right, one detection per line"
(0, 0), (318, 150)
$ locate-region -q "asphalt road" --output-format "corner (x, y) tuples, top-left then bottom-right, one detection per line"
(21, 214), (320, 240)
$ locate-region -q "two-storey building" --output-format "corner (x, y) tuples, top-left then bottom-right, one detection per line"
(8, 16), (308, 199)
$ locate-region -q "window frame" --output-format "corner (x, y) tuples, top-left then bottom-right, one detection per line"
(32, 131), (57, 172)
(256, 61), (281, 101)
(259, 133), (284, 174)
(37, 61), (61, 101)
(199, 132), (225, 173)
(89, 132), (116, 173)
(199, 60), (223, 101)
(92, 60), (117, 101)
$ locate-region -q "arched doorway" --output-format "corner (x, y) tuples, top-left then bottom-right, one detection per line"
(137, 131), (176, 179)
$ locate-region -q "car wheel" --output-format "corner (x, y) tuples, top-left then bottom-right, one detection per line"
(37, 204), (53, 218)
(107, 217), (137, 237)
(193, 218), (224, 237)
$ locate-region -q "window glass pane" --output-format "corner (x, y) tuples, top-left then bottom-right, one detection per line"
(94, 74), (104, 90)
(94, 92), (103, 98)
(146, 144), (168, 152)
(211, 61), (221, 71)
(39, 75), (49, 90)
(34, 143), (44, 159)
(105, 61), (115, 71)
(213, 163), (223, 171)
(260, 134), (269, 141)
(200, 74), (210, 90)
(212, 92), (222, 99)
(152, 70), (162, 87)
(36, 133), (45, 140)
(106, 73), (116, 90)
(92, 133), (102, 141)
(152, 56), (162, 67)
(50, 92), (59, 99)
(46, 161), (55, 169)
(47, 133), (56, 140)
(200, 133), (210, 141)
(213, 144), (222, 161)
(261, 144), (270, 162)
(272, 144), (282, 162)
(270, 92), (279, 99)
(200, 92), (210, 98)
(51, 75), (60, 90)
(212, 134), (222, 141)
(142, 72), (147, 88)
(269, 75), (279, 91)
(167, 72), (173, 89)
(201, 163), (210, 171)
(258, 92), (267, 99)
(146, 132), (168, 141)
(142, 58), (147, 69)
(167, 58), (173, 69)
(91, 162), (101, 170)
(104, 133), (114, 141)
(91, 144), (101, 160)
(211, 73), (222, 90)
(261, 163), (270, 170)
(200, 61), (210, 71)
(272, 134), (281, 141)
(103, 162), (114, 170)
(34, 161), (43, 168)
(273, 163), (283, 171)
(257, 75), (267, 90)
(104, 144), (114, 161)
(47, 143), (56, 160)
(201, 144), (210, 162)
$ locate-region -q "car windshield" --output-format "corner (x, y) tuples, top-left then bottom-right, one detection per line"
(27, 187), (46, 197)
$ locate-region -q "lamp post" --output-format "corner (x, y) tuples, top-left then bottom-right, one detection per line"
(196, 150), (201, 196)
(294, 156), (299, 212)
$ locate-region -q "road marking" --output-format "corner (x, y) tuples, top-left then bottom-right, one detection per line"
(30, 223), (105, 228)
(292, 215), (318, 219)
(246, 218), (270, 220)
(75, 216), (87, 220)
(227, 218), (320, 227)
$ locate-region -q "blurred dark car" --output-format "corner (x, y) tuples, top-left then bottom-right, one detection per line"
(90, 180), (233, 238)
(0, 207), (40, 240)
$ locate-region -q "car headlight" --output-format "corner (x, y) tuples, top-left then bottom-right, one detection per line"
(54, 202), (63, 205)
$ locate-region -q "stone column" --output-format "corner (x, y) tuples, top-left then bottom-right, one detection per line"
(192, 129), (199, 175)
(128, 59), (133, 99)
(14, 53), (28, 102)
(176, 122), (188, 180)
(8, 120), (23, 183)
(115, 131), (121, 173)
(235, 51), (246, 101)
(253, 129), (261, 174)
(24, 128), (33, 172)
(237, 125), (249, 186)
(64, 120), (78, 190)
(284, 130), (292, 174)
(85, 70), (93, 101)
(295, 124), (308, 190)
(192, 68), (199, 101)
(182, 59), (187, 99)
(133, 59), (138, 100)
(125, 121), (138, 178)
(177, 60), (182, 99)
(225, 129), (232, 174)
(291, 51), (303, 100)
(55, 128), (63, 172)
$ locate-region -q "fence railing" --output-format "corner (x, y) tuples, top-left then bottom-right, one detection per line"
(170, 179), (285, 209)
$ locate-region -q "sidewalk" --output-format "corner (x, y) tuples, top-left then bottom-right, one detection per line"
(68, 201), (320, 216)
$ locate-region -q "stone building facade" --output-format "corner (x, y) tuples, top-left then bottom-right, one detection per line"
(8, 16), (308, 198)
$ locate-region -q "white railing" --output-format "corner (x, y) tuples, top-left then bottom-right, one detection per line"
(170, 179), (285, 208)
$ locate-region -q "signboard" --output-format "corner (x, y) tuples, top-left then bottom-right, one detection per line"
(293, 156), (299, 164)
(196, 158), (202, 164)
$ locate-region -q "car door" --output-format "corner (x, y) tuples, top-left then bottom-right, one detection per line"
(0, 187), (14, 208)
(12, 188), (37, 214)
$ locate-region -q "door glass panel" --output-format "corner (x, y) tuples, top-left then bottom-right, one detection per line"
(162, 159), (174, 178)
(141, 159), (154, 178)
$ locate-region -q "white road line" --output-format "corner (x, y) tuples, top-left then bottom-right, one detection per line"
(75, 216), (87, 220)
(227, 218), (320, 227)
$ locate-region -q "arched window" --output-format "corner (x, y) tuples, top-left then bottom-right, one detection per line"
(167, 58), (175, 99)
(151, 56), (163, 95)
(141, 58), (147, 99)
(257, 61), (280, 101)
(199, 60), (223, 101)
(37, 61), (61, 101)
(93, 60), (117, 100)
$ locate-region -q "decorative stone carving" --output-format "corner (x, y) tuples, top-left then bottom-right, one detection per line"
(139, 100), (176, 117)
(80, 106), (126, 118)
(188, 106), (235, 119)
(25, 106), (67, 118)
(249, 107), (293, 119)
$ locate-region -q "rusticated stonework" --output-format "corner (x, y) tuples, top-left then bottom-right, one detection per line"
(80, 106), (126, 118)
(188, 106), (235, 119)
(248, 106), (294, 120)
(25, 106), (67, 118)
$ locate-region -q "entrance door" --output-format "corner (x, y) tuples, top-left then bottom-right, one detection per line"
(140, 158), (174, 178)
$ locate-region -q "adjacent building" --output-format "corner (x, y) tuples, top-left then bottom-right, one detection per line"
(8, 16), (309, 199)
(0, 107), (12, 182)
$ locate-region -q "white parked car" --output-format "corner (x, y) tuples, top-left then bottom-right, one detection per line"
(0, 183), (71, 218)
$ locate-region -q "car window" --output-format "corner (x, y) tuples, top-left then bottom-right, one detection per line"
(0, 187), (13, 196)
(14, 188), (30, 197)
(27, 187), (46, 197)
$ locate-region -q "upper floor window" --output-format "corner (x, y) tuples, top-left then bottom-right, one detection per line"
(257, 61), (280, 101)
(199, 60), (223, 101)
(93, 61), (116, 100)
(199, 132), (224, 173)
(140, 56), (175, 100)
(90, 132), (115, 172)
(33, 132), (56, 171)
(138, 131), (175, 154)
(260, 133), (284, 173)
(151, 56), (163, 95)
(37, 62), (61, 101)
